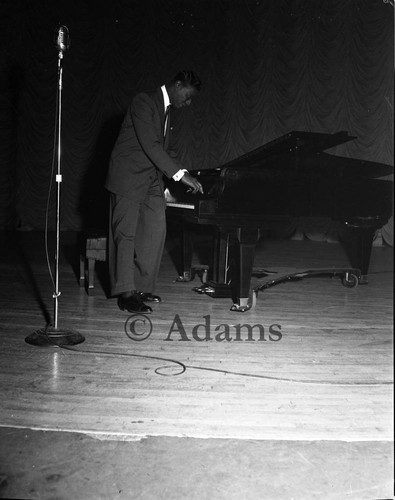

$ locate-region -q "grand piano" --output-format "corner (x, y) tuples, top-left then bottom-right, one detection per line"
(165, 131), (393, 311)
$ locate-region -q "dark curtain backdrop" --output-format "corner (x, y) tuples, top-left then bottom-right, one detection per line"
(0, 0), (393, 242)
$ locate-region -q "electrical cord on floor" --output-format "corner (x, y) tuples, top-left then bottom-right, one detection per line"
(44, 82), (61, 291)
(56, 343), (393, 386)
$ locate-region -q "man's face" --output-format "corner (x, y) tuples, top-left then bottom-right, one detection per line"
(171, 83), (198, 109)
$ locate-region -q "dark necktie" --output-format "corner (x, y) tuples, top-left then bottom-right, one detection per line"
(164, 105), (170, 137)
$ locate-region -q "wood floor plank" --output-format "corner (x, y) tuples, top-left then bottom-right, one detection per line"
(0, 231), (393, 442)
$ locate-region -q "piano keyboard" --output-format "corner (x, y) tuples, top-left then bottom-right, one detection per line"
(165, 188), (195, 209)
(166, 201), (195, 210)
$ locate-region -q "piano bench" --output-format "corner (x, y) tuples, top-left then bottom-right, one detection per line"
(79, 230), (107, 296)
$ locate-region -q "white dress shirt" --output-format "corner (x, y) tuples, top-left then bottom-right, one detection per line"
(161, 85), (187, 182)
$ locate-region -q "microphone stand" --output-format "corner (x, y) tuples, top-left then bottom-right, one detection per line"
(26, 36), (85, 347)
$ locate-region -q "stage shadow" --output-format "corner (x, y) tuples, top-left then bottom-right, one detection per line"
(7, 231), (52, 326)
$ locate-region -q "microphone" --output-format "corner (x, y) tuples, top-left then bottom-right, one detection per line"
(55, 25), (70, 54)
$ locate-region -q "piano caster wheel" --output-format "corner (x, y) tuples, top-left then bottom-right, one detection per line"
(192, 265), (209, 283)
(230, 303), (251, 312)
(230, 292), (257, 312)
(176, 272), (191, 282)
(342, 272), (359, 288)
(175, 266), (209, 283)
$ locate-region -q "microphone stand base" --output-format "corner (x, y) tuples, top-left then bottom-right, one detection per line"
(25, 326), (85, 347)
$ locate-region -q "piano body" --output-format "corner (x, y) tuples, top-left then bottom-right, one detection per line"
(165, 131), (393, 311)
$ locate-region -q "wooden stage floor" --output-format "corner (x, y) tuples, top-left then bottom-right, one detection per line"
(0, 230), (393, 498)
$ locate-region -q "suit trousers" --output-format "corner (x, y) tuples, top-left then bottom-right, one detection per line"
(108, 177), (166, 296)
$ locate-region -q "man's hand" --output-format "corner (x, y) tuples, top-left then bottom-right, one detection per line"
(181, 172), (204, 194)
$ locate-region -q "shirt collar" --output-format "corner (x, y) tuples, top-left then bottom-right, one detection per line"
(161, 85), (170, 111)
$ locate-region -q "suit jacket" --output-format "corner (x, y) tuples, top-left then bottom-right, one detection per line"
(105, 87), (180, 201)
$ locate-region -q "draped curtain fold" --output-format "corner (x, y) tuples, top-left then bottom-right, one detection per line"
(0, 0), (393, 243)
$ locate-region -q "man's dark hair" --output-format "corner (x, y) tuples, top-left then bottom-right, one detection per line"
(171, 70), (202, 91)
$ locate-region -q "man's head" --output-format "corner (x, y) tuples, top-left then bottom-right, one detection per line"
(166, 70), (202, 109)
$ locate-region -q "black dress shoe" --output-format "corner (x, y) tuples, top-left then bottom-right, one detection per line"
(138, 292), (162, 303)
(117, 295), (152, 313)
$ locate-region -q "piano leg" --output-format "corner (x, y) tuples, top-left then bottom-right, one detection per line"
(175, 225), (194, 282)
(212, 230), (231, 284)
(174, 225), (210, 283)
(229, 227), (260, 312)
(341, 219), (382, 284)
(191, 230), (233, 298)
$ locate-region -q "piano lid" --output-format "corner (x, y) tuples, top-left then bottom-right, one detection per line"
(218, 131), (356, 169)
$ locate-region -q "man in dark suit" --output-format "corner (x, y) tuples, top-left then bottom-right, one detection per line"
(105, 70), (203, 313)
